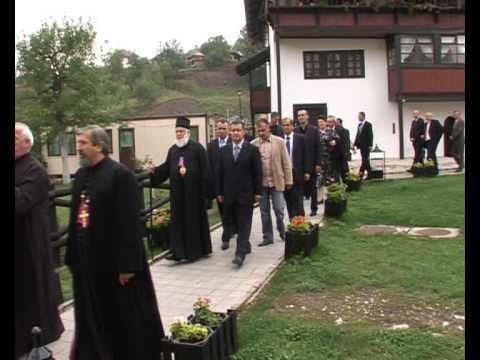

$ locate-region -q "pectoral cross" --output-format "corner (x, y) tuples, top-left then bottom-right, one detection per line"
(77, 192), (90, 229)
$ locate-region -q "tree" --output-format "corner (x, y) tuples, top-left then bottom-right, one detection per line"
(233, 26), (265, 58)
(16, 18), (113, 184)
(153, 39), (186, 71)
(200, 35), (232, 69)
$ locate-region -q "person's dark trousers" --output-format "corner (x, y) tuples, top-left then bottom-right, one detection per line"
(216, 199), (232, 239)
(284, 183), (304, 220)
(413, 141), (425, 164)
(424, 140), (438, 168)
(359, 147), (371, 175)
(308, 176), (318, 213)
(222, 201), (253, 257)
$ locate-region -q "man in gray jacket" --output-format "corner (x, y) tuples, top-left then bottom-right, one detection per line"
(450, 110), (465, 172)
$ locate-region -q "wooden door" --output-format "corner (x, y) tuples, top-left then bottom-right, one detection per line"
(293, 103), (328, 127)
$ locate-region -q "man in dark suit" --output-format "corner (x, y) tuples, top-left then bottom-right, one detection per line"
(336, 118), (352, 162)
(270, 112), (284, 137)
(423, 112), (444, 169)
(409, 109), (426, 169)
(353, 111), (374, 179)
(282, 117), (311, 220)
(207, 118), (232, 248)
(217, 120), (263, 266)
(295, 109), (322, 216)
(450, 110), (465, 172)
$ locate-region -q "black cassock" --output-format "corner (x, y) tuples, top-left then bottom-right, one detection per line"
(65, 157), (164, 360)
(151, 140), (212, 261)
(15, 154), (64, 358)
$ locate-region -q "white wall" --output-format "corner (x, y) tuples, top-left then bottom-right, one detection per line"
(278, 38), (399, 158)
(269, 25), (278, 113)
(43, 116), (208, 176)
(402, 102), (465, 158)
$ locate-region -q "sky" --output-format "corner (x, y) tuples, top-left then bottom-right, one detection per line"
(15, 0), (247, 60)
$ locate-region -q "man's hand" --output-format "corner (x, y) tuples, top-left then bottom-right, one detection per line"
(144, 161), (155, 174)
(217, 195), (224, 203)
(410, 138), (414, 142)
(254, 194), (262, 202)
(315, 165), (321, 173)
(420, 135), (425, 139)
(119, 273), (135, 286)
(304, 173), (311, 182)
(285, 184), (293, 190)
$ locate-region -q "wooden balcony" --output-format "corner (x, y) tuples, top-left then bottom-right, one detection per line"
(388, 67), (464, 101)
(267, 0), (465, 38)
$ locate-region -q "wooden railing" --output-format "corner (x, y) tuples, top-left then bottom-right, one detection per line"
(271, 0), (465, 9)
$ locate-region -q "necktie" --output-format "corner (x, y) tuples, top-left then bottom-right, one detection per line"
(219, 139), (226, 148)
(286, 136), (291, 156)
(234, 144), (240, 161)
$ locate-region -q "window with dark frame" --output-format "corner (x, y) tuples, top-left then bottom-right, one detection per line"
(47, 132), (76, 156)
(441, 35), (465, 64)
(400, 35), (434, 64)
(190, 126), (199, 142)
(304, 50), (365, 79)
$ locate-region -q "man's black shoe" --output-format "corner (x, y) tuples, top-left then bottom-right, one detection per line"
(310, 212), (317, 216)
(258, 241), (273, 247)
(221, 242), (230, 250)
(232, 255), (245, 266)
(279, 233), (285, 241)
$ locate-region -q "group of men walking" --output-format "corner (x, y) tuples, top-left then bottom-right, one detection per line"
(409, 109), (465, 172)
(15, 107), (464, 359)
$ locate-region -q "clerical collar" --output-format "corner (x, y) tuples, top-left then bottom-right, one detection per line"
(88, 155), (107, 169)
(15, 152), (31, 163)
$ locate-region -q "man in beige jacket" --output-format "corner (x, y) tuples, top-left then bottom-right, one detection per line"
(252, 118), (293, 246)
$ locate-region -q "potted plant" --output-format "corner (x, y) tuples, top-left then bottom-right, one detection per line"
(411, 162), (425, 177)
(285, 216), (318, 259)
(161, 319), (214, 360)
(190, 297), (238, 359)
(164, 298), (239, 360)
(344, 172), (362, 192)
(324, 183), (348, 218)
(146, 208), (171, 249)
(422, 159), (438, 177)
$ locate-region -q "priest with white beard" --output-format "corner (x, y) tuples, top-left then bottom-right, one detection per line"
(146, 117), (212, 262)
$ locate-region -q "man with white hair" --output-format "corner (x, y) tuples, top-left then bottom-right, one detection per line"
(423, 112), (444, 169)
(15, 123), (64, 359)
(147, 117), (212, 262)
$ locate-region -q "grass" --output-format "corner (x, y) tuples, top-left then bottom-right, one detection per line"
(233, 175), (465, 360)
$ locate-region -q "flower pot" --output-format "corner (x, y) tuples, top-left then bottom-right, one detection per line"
(345, 179), (361, 192)
(310, 223), (319, 248)
(285, 226), (316, 259)
(324, 199), (347, 218)
(161, 330), (215, 360)
(423, 167), (438, 177)
(187, 309), (238, 360)
(148, 226), (170, 249)
(369, 169), (384, 179)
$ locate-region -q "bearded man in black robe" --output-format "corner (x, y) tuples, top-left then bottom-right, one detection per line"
(15, 123), (64, 359)
(147, 117), (212, 262)
(65, 125), (164, 360)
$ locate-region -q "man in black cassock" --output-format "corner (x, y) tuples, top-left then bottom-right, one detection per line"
(65, 125), (164, 360)
(147, 117), (212, 262)
(15, 123), (64, 360)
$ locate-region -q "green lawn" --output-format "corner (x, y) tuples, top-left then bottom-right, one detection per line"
(233, 175), (465, 360)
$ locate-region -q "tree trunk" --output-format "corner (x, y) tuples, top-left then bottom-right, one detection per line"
(59, 130), (71, 184)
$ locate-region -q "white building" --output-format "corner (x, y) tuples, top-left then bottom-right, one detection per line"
(239, 0), (465, 159)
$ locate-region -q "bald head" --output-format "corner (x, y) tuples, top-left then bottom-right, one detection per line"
(15, 122), (34, 159)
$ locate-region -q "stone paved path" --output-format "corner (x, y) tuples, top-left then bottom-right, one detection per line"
(45, 157), (463, 358)
(47, 199), (323, 359)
